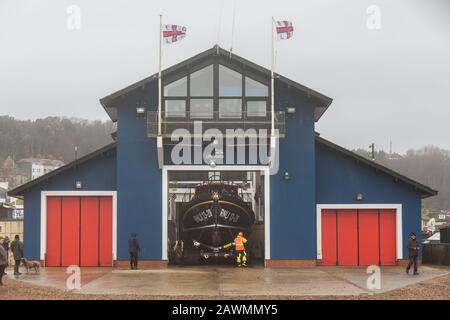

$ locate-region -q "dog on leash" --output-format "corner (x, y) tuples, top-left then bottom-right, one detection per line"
(21, 258), (41, 274)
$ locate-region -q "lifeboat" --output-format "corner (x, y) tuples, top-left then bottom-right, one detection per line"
(179, 181), (255, 262)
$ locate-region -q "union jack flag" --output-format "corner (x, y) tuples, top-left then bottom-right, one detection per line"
(163, 24), (187, 44)
(275, 21), (294, 40)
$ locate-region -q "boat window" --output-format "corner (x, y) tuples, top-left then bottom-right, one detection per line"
(208, 172), (221, 181)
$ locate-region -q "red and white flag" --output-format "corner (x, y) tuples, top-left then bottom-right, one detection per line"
(275, 21), (294, 40)
(162, 24), (187, 44)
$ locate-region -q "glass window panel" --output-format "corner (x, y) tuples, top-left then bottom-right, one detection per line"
(247, 101), (267, 117)
(219, 65), (242, 96)
(190, 99), (213, 119)
(219, 99), (242, 119)
(190, 65), (213, 96)
(164, 77), (187, 96)
(165, 100), (186, 117)
(245, 77), (268, 97)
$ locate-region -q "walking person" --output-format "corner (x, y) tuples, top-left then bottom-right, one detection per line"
(128, 233), (140, 270)
(406, 232), (420, 275)
(10, 235), (23, 276)
(0, 237), (7, 285)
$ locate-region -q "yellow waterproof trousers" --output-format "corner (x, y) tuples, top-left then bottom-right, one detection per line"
(236, 250), (247, 267)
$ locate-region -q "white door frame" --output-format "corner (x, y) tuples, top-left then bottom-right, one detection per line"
(316, 204), (403, 260)
(162, 165), (271, 260)
(40, 191), (117, 263)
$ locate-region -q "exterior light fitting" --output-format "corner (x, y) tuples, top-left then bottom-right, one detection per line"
(136, 107), (146, 115)
(283, 171), (290, 180)
(356, 193), (364, 201)
(286, 107), (296, 114)
(75, 181), (82, 189)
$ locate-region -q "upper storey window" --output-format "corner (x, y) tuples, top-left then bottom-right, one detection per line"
(164, 76), (187, 118)
(245, 77), (268, 97)
(163, 63), (269, 119)
(245, 77), (268, 117)
(190, 65), (214, 96)
(219, 66), (242, 119)
(164, 76), (187, 96)
(219, 65), (242, 96)
(165, 100), (186, 118)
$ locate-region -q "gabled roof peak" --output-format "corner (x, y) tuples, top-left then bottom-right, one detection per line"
(100, 46), (332, 122)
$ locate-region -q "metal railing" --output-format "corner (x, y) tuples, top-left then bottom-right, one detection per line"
(147, 111), (285, 138)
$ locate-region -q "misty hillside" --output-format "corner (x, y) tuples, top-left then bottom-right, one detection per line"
(354, 147), (450, 211)
(0, 116), (115, 163)
(0, 116), (448, 210)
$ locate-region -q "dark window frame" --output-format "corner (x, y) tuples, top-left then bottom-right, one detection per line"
(245, 76), (269, 98)
(164, 99), (187, 119)
(190, 98), (214, 120)
(245, 98), (270, 119)
(162, 56), (271, 121)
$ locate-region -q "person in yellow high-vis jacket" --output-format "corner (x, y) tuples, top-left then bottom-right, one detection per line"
(222, 232), (248, 267)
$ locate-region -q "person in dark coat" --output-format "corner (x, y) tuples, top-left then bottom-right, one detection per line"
(0, 237), (7, 285)
(2, 236), (10, 263)
(128, 233), (140, 270)
(1, 236), (9, 275)
(10, 235), (23, 276)
(406, 232), (420, 275)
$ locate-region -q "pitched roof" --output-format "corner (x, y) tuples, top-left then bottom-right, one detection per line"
(100, 45), (333, 122)
(8, 143), (116, 197)
(315, 135), (438, 198)
(8, 136), (437, 199)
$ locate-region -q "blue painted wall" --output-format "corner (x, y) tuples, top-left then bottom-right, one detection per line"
(22, 149), (117, 259)
(116, 84), (163, 260)
(270, 86), (317, 260)
(19, 50), (428, 264)
(315, 141), (423, 258)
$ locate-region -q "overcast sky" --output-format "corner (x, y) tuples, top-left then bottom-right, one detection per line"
(0, 0), (449, 153)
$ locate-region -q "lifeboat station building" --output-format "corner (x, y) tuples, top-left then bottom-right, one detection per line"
(9, 46), (437, 268)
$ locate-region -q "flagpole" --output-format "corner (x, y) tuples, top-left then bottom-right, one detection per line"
(158, 14), (163, 137)
(270, 17), (275, 136)
(269, 17), (276, 169)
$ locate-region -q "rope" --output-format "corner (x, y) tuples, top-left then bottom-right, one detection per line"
(229, 0), (237, 59)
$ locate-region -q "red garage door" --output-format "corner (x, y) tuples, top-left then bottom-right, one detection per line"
(358, 209), (379, 266)
(46, 196), (113, 267)
(337, 209), (358, 266)
(321, 208), (396, 266)
(379, 209), (397, 265)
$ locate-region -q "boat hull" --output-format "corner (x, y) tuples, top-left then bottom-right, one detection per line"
(178, 183), (255, 262)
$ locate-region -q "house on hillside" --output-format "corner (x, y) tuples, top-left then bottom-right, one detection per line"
(0, 156), (27, 189)
(17, 158), (64, 181)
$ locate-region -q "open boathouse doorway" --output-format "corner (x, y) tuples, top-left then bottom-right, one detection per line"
(164, 167), (269, 266)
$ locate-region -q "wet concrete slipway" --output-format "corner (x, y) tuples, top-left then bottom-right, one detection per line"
(6, 266), (449, 297)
